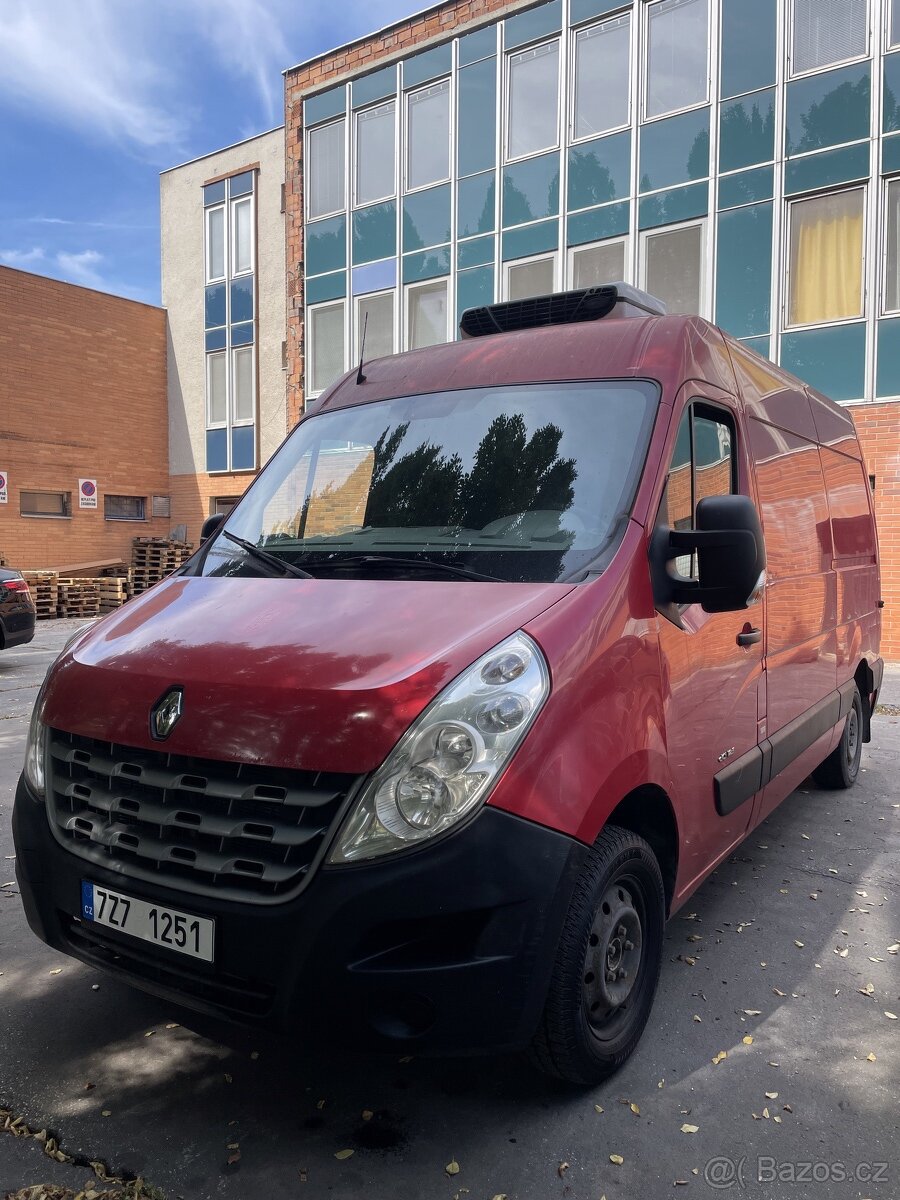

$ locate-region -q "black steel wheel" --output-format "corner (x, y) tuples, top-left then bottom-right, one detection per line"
(813, 686), (864, 789)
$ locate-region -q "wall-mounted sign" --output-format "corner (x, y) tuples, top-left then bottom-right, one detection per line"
(79, 479), (98, 509)
(0, 471), (7, 504)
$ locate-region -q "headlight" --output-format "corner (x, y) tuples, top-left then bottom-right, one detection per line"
(329, 632), (550, 863)
(23, 623), (91, 799)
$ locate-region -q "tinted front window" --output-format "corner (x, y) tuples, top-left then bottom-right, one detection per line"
(203, 382), (658, 584)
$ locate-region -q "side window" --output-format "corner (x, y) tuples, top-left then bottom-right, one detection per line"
(659, 404), (736, 579)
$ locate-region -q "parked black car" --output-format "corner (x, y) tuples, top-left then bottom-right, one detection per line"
(0, 568), (36, 650)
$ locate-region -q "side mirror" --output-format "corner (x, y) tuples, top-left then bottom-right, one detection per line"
(200, 512), (225, 543)
(651, 494), (766, 619)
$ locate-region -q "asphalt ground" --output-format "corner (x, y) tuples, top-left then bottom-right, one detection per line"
(1, 621), (898, 1199)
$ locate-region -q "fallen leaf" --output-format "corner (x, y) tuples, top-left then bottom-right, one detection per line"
(362, 1109), (374, 1121)
(399, 1055), (413, 1063)
(445, 1160), (460, 1176)
(679, 955), (697, 966)
(856, 890), (868, 898)
(886, 1012), (898, 1020)
(657, 1079), (665, 1088)
(144, 1031), (155, 1038)
(773, 988), (786, 997)
(165, 1022), (179, 1029)
(859, 983), (875, 996)
(783, 1104), (793, 1113)
(557, 1162), (569, 1178)
(712, 1051), (727, 1065)
(765, 1091), (778, 1099)
(49, 968), (62, 976)
(630, 1102), (640, 1115)
(794, 940), (804, 948)
(801, 834), (810, 840)
(866, 1052), (877, 1062)
(227, 1150), (241, 1167)
(762, 1107), (770, 1119)
(742, 1036), (753, 1045)
(101, 1110), (111, 1118)
(887, 944), (899, 954)
(593, 1104), (604, 1113)
(744, 1009), (762, 1016)
(681, 1123), (699, 1134)
(250, 1051), (260, 1060)
(837, 947), (850, 958)
(773, 1114), (783, 1124)
(610, 1154), (624, 1165)
(335, 1149), (354, 1161)
(223, 1073), (233, 1084)
(767, 1061), (780, 1067)
(693, 1014), (702, 1022)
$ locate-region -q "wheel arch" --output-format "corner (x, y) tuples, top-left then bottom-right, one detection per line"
(604, 785), (679, 916)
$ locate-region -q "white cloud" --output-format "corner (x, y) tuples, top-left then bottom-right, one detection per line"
(56, 249), (105, 289)
(0, 247), (47, 268)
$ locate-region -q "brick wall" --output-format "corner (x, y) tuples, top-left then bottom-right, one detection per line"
(851, 403), (900, 659)
(0, 266), (170, 571)
(168, 471), (257, 546)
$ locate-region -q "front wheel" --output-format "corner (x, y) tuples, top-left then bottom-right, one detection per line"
(813, 686), (863, 789)
(530, 825), (665, 1085)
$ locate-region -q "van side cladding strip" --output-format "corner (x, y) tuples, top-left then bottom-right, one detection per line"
(714, 681), (857, 817)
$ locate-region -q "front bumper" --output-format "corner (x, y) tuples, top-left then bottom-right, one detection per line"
(13, 776), (587, 1054)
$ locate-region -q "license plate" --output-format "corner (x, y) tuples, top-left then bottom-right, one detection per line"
(81, 881), (215, 962)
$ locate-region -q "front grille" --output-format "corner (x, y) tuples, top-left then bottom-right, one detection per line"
(46, 729), (359, 903)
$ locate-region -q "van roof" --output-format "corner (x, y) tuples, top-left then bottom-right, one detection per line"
(314, 314), (857, 451)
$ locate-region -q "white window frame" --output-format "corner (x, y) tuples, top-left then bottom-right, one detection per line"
(404, 77), (452, 193)
(884, 177), (900, 315)
(638, 218), (709, 316)
(891, 0), (900, 49)
(504, 37), (562, 164)
(205, 204), (226, 285)
(569, 12), (632, 145)
(307, 299), (347, 399)
(206, 350), (228, 429)
(788, 0), (871, 80)
(783, 186), (867, 330)
(231, 195), (254, 278)
(354, 99), (397, 208)
(355, 288), (397, 361)
(503, 250), (560, 300)
(567, 236), (630, 289)
(642, 0), (711, 123)
(231, 344), (255, 427)
(306, 117), (347, 222)
(404, 277), (450, 350)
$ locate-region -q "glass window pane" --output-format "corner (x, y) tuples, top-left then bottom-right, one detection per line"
(356, 102), (395, 205)
(407, 80), (450, 190)
(646, 0), (709, 120)
(310, 302), (346, 394)
(309, 120), (345, 219)
(105, 495), (145, 520)
(233, 198), (252, 273)
(791, 0), (867, 74)
(407, 280), (448, 349)
(507, 255), (555, 300)
(887, 180), (900, 313)
(207, 207), (225, 281)
(571, 240), (626, 288)
(204, 180), (226, 206)
(356, 292), (394, 360)
(644, 223), (704, 315)
(661, 408), (693, 577)
(507, 41), (560, 159)
(229, 170), (253, 198)
(207, 352), (227, 425)
(893, 0), (900, 47)
(233, 347), (254, 423)
(788, 190), (864, 325)
(693, 413), (733, 514)
(574, 15), (630, 139)
(20, 491), (68, 517)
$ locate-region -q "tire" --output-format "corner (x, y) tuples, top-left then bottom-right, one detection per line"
(529, 825), (666, 1085)
(813, 685), (863, 789)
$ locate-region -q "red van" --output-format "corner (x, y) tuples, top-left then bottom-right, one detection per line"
(14, 286), (882, 1084)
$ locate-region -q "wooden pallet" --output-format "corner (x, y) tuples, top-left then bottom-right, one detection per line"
(130, 537), (193, 589)
(95, 577), (132, 613)
(57, 579), (100, 619)
(22, 571), (59, 620)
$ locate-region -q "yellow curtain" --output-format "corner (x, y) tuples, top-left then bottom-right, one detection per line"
(790, 191), (864, 326)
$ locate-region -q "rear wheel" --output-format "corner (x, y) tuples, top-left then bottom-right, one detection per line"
(530, 825), (665, 1085)
(813, 686), (863, 789)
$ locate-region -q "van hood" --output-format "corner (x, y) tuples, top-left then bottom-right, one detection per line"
(43, 576), (572, 774)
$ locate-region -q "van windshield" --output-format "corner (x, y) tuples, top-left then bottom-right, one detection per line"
(202, 381), (658, 584)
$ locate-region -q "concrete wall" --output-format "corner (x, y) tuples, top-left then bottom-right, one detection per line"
(160, 127), (286, 543)
(0, 266), (170, 571)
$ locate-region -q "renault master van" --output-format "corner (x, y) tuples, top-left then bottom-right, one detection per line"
(14, 285), (882, 1084)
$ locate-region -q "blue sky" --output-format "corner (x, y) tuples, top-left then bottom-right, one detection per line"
(0, 0), (415, 306)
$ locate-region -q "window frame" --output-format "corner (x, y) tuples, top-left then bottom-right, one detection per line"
(404, 76), (452, 193)
(206, 349), (228, 430)
(354, 99), (398, 208)
(883, 176), (900, 315)
(642, 0), (711, 123)
(567, 236), (630, 289)
(104, 495), (147, 522)
(639, 218), (709, 316)
(205, 204), (226, 285)
(569, 11), (633, 145)
(306, 116), (347, 222)
(307, 298), (347, 399)
(891, 0), (900, 49)
(788, 0), (870, 80)
(783, 185), (867, 330)
(504, 36), (562, 164)
(231, 194), (254, 277)
(231, 344), (255, 428)
(404, 277), (450, 350)
(503, 250), (560, 301)
(19, 490), (71, 519)
(355, 288), (397, 362)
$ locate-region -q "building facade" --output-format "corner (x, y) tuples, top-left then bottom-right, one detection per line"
(0, 265), (170, 571)
(160, 127), (286, 543)
(283, 0), (900, 654)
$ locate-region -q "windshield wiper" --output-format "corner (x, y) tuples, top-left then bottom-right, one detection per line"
(222, 530), (314, 579)
(302, 553), (505, 583)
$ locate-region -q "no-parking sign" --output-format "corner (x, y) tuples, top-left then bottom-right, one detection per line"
(0, 471), (7, 504)
(79, 478), (98, 509)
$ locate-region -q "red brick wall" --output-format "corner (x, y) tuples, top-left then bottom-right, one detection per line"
(0, 266), (170, 571)
(851, 403), (900, 659)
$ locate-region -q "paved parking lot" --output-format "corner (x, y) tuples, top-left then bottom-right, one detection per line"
(1, 622), (898, 1199)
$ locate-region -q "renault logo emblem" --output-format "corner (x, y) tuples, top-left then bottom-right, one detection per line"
(151, 687), (184, 740)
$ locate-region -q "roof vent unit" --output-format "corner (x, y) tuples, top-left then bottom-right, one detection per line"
(459, 283), (667, 339)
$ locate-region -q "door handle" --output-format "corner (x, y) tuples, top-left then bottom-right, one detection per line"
(737, 626), (762, 647)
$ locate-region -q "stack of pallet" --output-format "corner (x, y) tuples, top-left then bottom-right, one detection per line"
(22, 572), (59, 620)
(130, 537), (193, 596)
(96, 575), (132, 613)
(57, 578), (100, 619)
